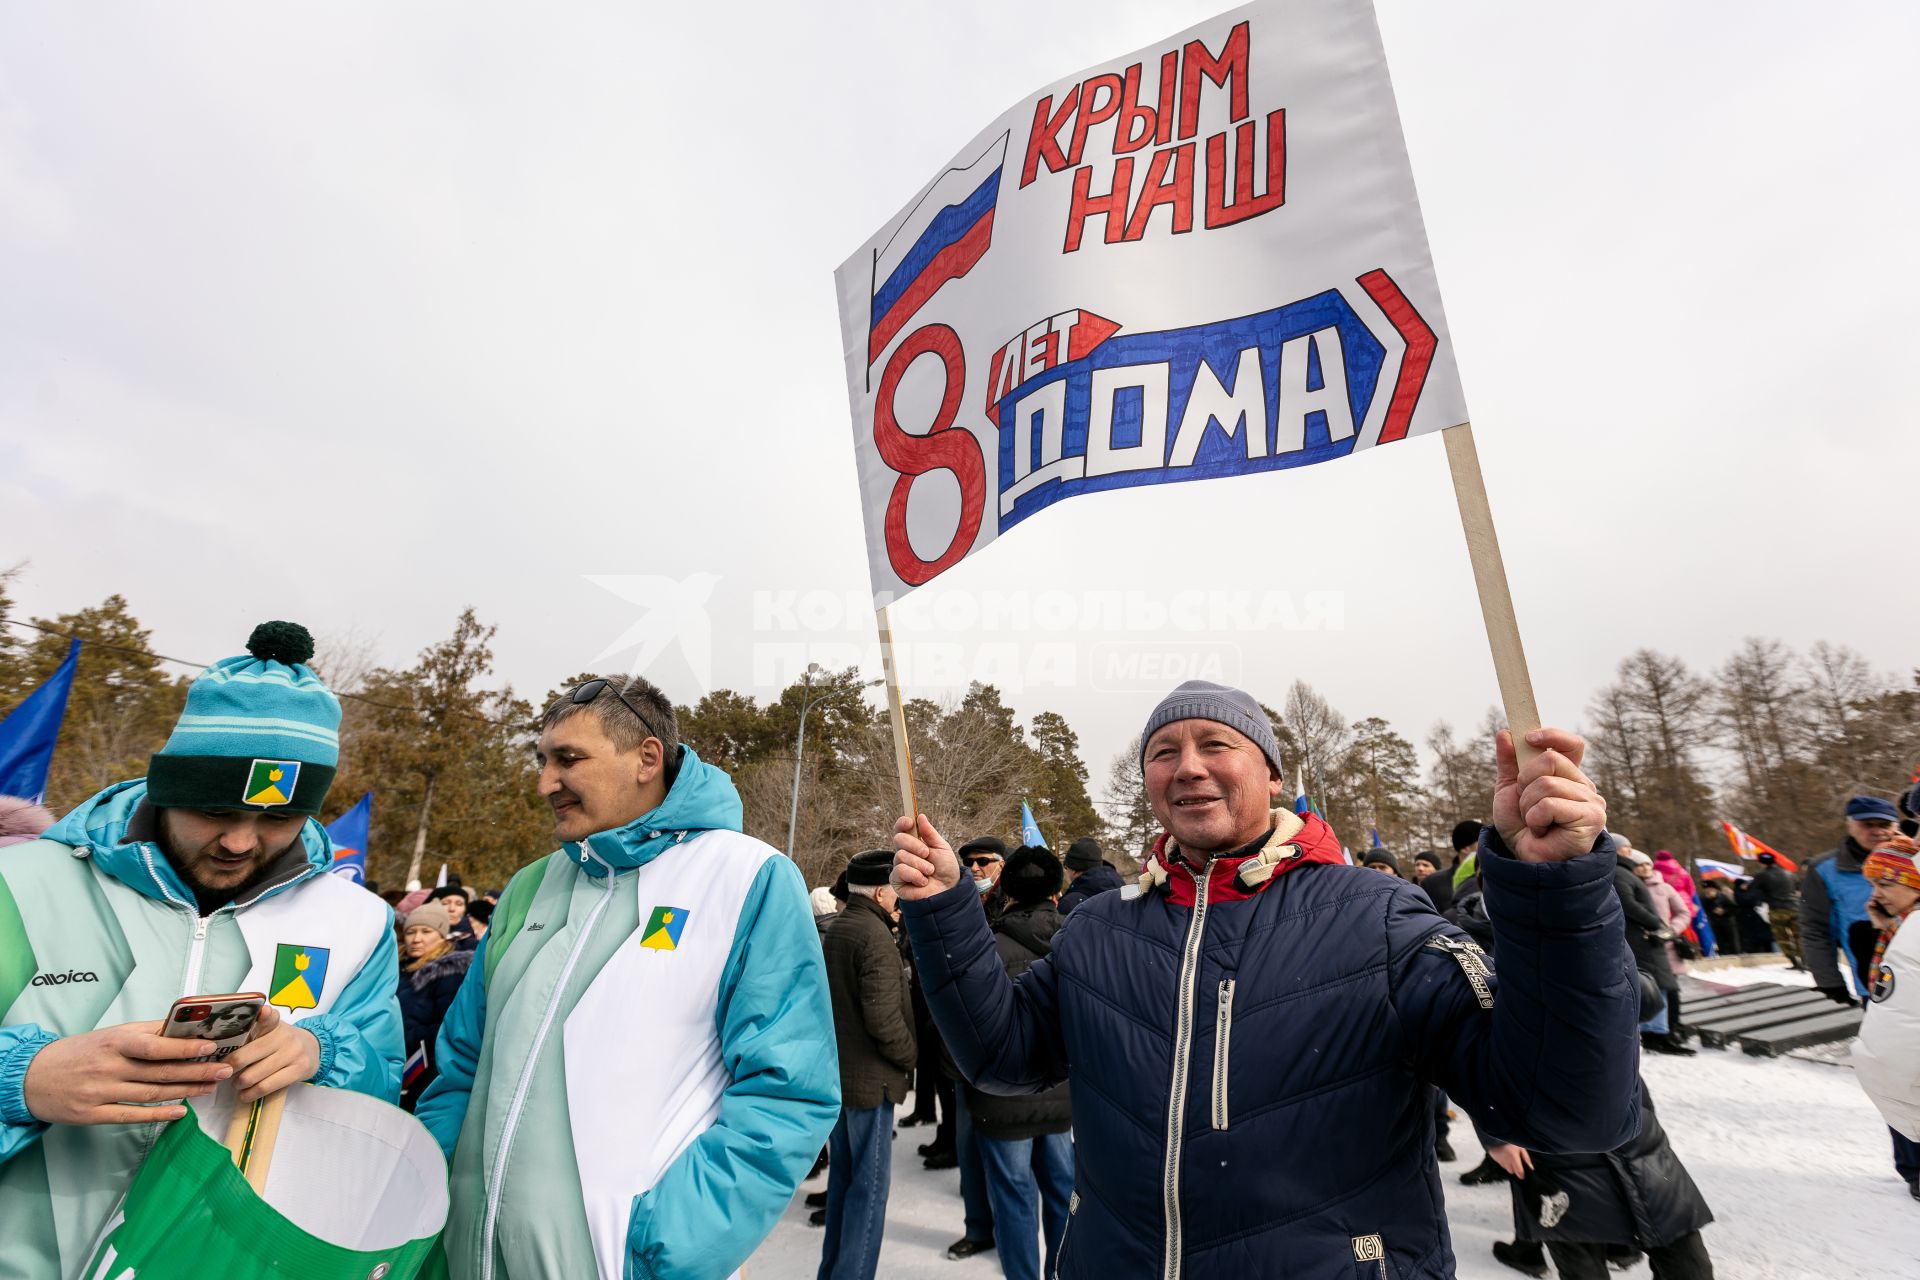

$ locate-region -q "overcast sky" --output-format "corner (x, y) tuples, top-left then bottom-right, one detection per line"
(4, 2), (1916, 794)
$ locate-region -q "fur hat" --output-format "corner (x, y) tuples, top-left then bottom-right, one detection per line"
(1002, 845), (1064, 906)
(405, 902), (452, 939)
(846, 848), (895, 887)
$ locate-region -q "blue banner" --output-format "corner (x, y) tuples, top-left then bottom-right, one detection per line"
(324, 792), (372, 885)
(0, 639), (80, 804)
(1019, 799), (1047, 849)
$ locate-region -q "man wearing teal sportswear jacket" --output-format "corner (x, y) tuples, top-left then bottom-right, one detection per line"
(417, 673), (839, 1280)
(0, 622), (404, 1278)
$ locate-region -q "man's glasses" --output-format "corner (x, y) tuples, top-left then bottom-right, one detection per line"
(570, 678), (668, 747)
(963, 856), (1002, 870)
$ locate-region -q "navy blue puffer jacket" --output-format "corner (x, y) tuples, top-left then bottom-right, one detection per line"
(901, 823), (1639, 1280)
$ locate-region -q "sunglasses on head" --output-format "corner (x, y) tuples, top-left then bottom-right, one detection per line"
(570, 678), (668, 747)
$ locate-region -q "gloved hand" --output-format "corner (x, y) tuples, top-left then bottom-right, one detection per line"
(1816, 986), (1858, 1007)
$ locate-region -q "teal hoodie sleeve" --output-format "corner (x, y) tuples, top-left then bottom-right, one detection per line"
(0, 1024), (57, 1165)
(625, 856), (839, 1280)
(416, 931), (489, 1157)
(299, 923), (404, 1103)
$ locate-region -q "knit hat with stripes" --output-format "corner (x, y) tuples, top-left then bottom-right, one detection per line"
(146, 622), (340, 816)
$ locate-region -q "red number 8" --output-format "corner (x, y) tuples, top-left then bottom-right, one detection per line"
(872, 324), (986, 586)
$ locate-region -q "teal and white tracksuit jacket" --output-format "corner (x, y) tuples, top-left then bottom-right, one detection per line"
(0, 780), (404, 1279)
(415, 747), (839, 1280)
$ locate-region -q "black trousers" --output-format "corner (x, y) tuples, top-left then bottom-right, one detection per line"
(1894, 1127), (1920, 1184)
(1546, 1232), (1713, 1279)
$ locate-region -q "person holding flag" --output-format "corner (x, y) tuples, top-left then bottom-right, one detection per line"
(0, 622), (403, 1277)
(891, 679), (1638, 1279)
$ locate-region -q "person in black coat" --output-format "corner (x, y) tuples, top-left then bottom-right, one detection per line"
(1057, 837), (1123, 915)
(1731, 876), (1776, 955)
(1612, 853), (1691, 1056)
(818, 849), (917, 1280)
(396, 901), (474, 1110)
(1413, 850), (1454, 914)
(961, 847), (1075, 1280)
(1699, 878), (1741, 954)
(1489, 1078), (1715, 1279)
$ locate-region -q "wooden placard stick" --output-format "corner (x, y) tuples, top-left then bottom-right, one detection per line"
(223, 1088), (291, 1194)
(1442, 423), (1543, 768)
(875, 605), (921, 821)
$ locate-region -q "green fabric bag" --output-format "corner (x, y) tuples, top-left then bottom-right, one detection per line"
(81, 1085), (447, 1280)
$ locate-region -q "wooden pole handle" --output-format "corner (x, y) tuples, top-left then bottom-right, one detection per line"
(1442, 423), (1542, 766)
(225, 1088), (291, 1195)
(875, 605), (920, 821)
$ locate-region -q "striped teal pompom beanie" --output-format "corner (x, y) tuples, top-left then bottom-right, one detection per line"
(146, 621), (340, 816)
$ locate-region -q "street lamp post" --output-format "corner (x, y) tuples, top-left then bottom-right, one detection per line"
(785, 667), (885, 860)
(786, 665), (822, 859)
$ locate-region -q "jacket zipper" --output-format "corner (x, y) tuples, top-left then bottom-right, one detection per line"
(1161, 856), (1214, 1280)
(1058, 1190), (1078, 1272)
(479, 855), (618, 1280)
(1211, 978), (1235, 1131)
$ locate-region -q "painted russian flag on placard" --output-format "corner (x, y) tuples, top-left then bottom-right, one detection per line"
(868, 133), (1007, 365)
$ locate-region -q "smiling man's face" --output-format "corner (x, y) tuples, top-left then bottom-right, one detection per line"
(1142, 718), (1284, 858)
(535, 710), (661, 843)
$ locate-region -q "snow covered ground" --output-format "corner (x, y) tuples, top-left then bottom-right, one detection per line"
(751, 1036), (1918, 1277)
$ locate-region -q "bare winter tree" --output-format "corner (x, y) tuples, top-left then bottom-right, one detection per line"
(1099, 736), (1155, 871)
(1588, 650), (1715, 858)
(1281, 679), (1350, 816)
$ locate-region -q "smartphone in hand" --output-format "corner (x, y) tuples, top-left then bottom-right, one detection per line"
(163, 993), (267, 1060)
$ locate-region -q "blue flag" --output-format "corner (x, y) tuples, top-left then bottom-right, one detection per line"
(0, 639), (79, 804)
(1370, 828), (1383, 849)
(1019, 800), (1047, 848)
(324, 792), (372, 885)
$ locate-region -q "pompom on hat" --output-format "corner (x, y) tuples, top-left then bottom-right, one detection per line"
(145, 621), (340, 817)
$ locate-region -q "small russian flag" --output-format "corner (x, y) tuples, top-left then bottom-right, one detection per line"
(403, 1042), (428, 1091)
(869, 133), (1007, 365)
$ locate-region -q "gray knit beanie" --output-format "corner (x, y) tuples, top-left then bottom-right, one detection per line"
(1138, 681), (1284, 777)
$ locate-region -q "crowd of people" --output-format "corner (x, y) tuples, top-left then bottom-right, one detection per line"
(0, 621), (1915, 1280)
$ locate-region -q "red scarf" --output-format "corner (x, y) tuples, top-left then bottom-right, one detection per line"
(1149, 811), (1349, 908)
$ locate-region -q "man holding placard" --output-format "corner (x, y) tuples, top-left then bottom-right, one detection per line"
(892, 680), (1637, 1278)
